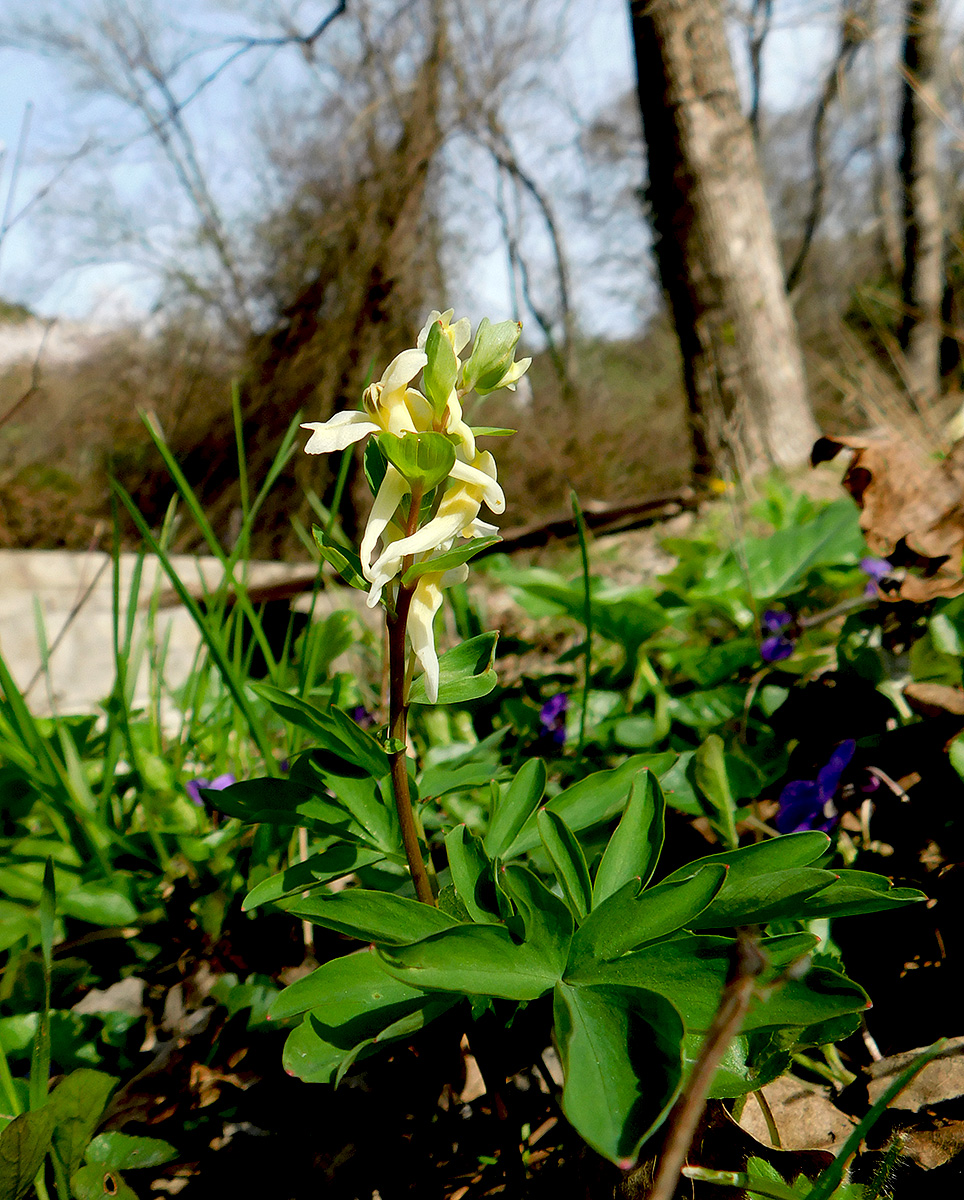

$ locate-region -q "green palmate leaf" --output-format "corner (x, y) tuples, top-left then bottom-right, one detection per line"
(301, 755), (401, 855)
(537, 810), (592, 920)
(277, 888), (460, 947)
(582, 932), (866, 1038)
(401, 536), (501, 586)
(68, 1165), (138, 1200)
(423, 320), (459, 417)
(312, 526), (369, 591)
(84, 1133), (177, 1172)
(686, 867), (840, 930)
(0, 1107), (56, 1200)
(568, 866), (729, 972)
(48, 1069), (118, 1182)
(461, 318), (522, 393)
(377, 432), (457, 491)
(418, 753), (507, 799)
(273, 945), (434, 1022)
(484, 758), (547, 861)
(207, 776), (373, 844)
(445, 826), (498, 924)
(693, 734), (739, 851)
(681, 1029), (790, 1100)
(381, 921), (563, 1001)
(746, 966), (870, 1032)
(253, 692), (389, 779)
(408, 632), (499, 705)
(660, 830), (831, 920)
(553, 982), (683, 1165)
(507, 756), (676, 858)
(470, 426), (516, 437)
(243, 844), (387, 910)
(271, 947), (435, 1023)
(592, 771), (665, 907)
(281, 954), (458, 1083)
(499, 864), (574, 973)
(794, 871), (926, 919)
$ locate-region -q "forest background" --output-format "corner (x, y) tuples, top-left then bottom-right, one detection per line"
(0, 0), (956, 550)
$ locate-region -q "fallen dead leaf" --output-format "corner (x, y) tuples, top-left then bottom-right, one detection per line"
(737, 1074), (856, 1152)
(867, 1035), (964, 1109)
(812, 433), (964, 601)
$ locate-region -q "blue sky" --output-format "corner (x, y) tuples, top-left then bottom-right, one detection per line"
(0, 1), (847, 330)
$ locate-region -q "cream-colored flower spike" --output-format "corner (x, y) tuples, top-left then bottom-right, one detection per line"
(301, 348), (427, 453)
(366, 451), (503, 608)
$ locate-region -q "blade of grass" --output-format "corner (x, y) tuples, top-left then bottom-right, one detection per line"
(111, 480), (278, 770)
(570, 489), (593, 758)
(28, 859), (54, 1112)
(138, 411), (281, 680)
(806, 1038), (948, 1200)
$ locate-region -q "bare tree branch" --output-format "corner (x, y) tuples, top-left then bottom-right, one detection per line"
(785, 2), (869, 294)
(0, 319), (54, 430)
(746, 0), (773, 143)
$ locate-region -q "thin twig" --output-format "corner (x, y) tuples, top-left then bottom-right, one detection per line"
(0, 318), (55, 431)
(637, 930), (767, 1200)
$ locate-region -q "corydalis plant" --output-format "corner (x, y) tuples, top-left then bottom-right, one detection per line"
(302, 309), (530, 902)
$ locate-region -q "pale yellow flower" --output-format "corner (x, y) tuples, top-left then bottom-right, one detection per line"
(407, 562), (472, 704)
(301, 348), (428, 453)
(366, 451), (503, 607)
(416, 309), (472, 358)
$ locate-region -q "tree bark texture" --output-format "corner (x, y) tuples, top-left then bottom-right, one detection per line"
(898, 0), (943, 411)
(629, 0), (818, 478)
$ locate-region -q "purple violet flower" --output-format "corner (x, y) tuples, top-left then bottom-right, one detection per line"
(538, 694), (569, 747)
(860, 557), (892, 598)
(186, 773), (236, 807)
(775, 741), (856, 835)
(760, 610), (795, 663)
(350, 705), (375, 729)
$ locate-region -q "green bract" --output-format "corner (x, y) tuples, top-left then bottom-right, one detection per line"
(422, 319), (459, 418)
(376, 431), (457, 491)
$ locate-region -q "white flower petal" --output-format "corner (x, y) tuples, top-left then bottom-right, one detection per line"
(450, 317), (472, 356)
(448, 456), (505, 514)
(360, 465), (410, 577)
(464, 517), (500, 540)
(441, 563), (470, 587)
(416, 310), (447, 349)
(379, 349), (427, 397)
(405, 388), (434, 429)
(371, 510), (467, 583)
(301, 412), (378, 454)
(408, 576), (445, 703)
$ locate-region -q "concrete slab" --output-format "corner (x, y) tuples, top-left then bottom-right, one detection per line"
(0, 549), (374, 717)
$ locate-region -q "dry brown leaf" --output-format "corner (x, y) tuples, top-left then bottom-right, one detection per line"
(737, 1074), (856, 1152)
(867, 1035), (964, 1110)
(812, 433), (964, 601)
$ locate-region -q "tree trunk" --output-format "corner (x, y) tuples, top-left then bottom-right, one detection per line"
(628, 0), (818, 479)
(898, 0), (943, 411)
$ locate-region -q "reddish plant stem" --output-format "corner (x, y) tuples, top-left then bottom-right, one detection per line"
(385, 483), (435, 906)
